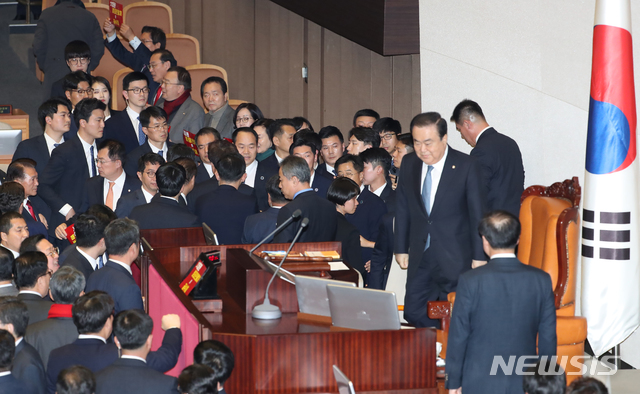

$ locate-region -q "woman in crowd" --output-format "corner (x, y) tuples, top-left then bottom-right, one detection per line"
(91, 76), (115, 121)
(233, 103), (263, 129)
(252, 118), (274, 161)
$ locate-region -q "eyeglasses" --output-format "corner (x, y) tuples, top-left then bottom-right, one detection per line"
(68, 57), (89, 65)
(95, 159), (114, 165)
(127, 87), (150, 94)
(147, 61), (163, 70)
(161, 80), (182, 87)
(45, 247), (59, 258)
(144, 170), (157, 177)
(147, 123), (169, 131)
(71, 89), (92, 96)
(381, 133), (396, 141)
(236, 116), (253, 124)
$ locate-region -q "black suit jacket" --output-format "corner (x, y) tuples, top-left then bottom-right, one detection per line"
(316, 162), (335, 178)
(12, 134), (50, 175)
(273, 190), (337, 243)
(394, 149), (486, 281)
(96, 357), (178, 394)
(378, 182), (396, 213)
(310, 171), (332, 198)
(346, 188), (387, 266)
(47, 328), (182, 394)
(115, 188), (148, 218)
(335, 213), (363, 276)
(368, 212), (394, 290)
(13, 340), (46, 394)
(85, 261), (143, 315)
(60, 247), (94, 283)
(194, 163), (212, 184)
(195, 185), (259, 245)
(130, 194), (200, 230)
(124, 141), (174, 177)
(102, 110), (142, 154)
(241, 207), (280, 244)
(17, 293), (53, 326)
(81, 173), (140, 212)
(22, 196), (51, 240)
(445, 257), (557, 393)
(0, 373), (27, 393)
(254, 157), (280, 211)
(25, 316), (78, 368)
(188, 178), (255, 212)
(471, 127), (525, 217)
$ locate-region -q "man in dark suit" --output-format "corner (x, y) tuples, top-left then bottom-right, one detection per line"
(196, 154), (258, 245)
(96, 309), (178, 394)
(102, 72), (150, 154)
(395, 112), (486, 328)
(50, 41), (93, 100)
(318, 126), (346, 177)
(6, 159), (51, 240)
(60, 71), (93, 139)
(242, 174), (288, 244)
(13, 98), (70, 176)
(39, 98), (106, 242)
(290, 137), (332, 198)
(15, 252), (53, 326)
(0, 329), (27, 393)
(55, 366), (96, 394)
(0, 248), (17, 296)
(201, 77), (235, 140)
(130, 163), (200, 229)
(116, 153), (165, 218)
(25, 266), (84, 368)
(368, 213), (394, 290)
(160, 67), (205, 143)
(360, 147), (396, 212)
(85, 219), (144, 314)
(273, 156), (337, 243)
(19, 235), (60, 276)
(451, 99), (525, 217)
(0, 212), (29, 259)
(194, 340), (235, 394)
(445, 211), (557, 393)
(124, 106), (174, 177)
(60, 213), (113, 282)
(0, 297), (46, 394)
(46, 291), (182, 394)
(194, 127), (220, 184)
(148, 49), (176, 106)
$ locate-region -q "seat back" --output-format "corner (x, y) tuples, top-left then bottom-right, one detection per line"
(185, 64), (229, 110)
(165, 34), (200, 67)
(123, 1), (173, 37)
(92, 38), (130, 88)
(229, 99), (248, 110)
(112, 67), (134, 111)
(85, 3), (110, 25)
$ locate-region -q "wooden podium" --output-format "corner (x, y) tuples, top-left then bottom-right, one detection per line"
(139, 229), (437, 394)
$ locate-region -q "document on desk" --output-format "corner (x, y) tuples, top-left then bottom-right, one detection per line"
(328, 261), (349, 271)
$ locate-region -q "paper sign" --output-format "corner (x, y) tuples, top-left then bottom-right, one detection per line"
(65, 224), (76, 245)
(183, 129), (198, 155)
(109, 1), (123, 27)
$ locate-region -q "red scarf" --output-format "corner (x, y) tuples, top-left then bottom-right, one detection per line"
(163, 89), (191, 118)
(48, 304), (73, 319)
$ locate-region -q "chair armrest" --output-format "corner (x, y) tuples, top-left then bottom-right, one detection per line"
(427, 301), (451, 332)
(557, 316), (587, 345)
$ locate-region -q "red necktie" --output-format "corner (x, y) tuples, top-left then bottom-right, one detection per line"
(26, 200), (36, 220)
(153, 86), (163, 105)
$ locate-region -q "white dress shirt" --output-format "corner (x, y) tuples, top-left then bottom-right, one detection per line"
(370, 182), (387, 197)
(44, 132), (64, 156)
(77, 247), (99, 271)
(245, 160), (258, 188)
(126, 106), (142, 138)
(149, 141), (168, 161)
(109, 259), (133, 275)
(103, 170), (127, 208)
(420, 147), (449, 213)
(142, 187), (155, 203)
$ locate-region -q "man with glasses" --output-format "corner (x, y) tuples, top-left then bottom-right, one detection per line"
(124, 106), (174, 177)
(116, 153), (166, 218)
(20, 235), (60, 274)
(15, 251), (53, 325)
(158, 66), (205, 143)
(148, 49), (177, 105)
(51, 40), (92, 100)
(372, 117), (401, 154)
(103, 72), (150, 154)
(7, 159), (52, 241)
(62, 71), (93, 138)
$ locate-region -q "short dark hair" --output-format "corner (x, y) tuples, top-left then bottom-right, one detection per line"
(72, 291), (115, 334)
(156, 162), (186, 196)
(319, 126), (344, 144)
(372, 117), (401, 135)
(293, 129), (322, 153)
(168, 66), (191, 90)
(208, 140), (238, 168)
(349, 127), (380, 148)
(335, 154), (364, 173)
(0, 247), (13, 281)
(450, 99), (486, 125)
(522, 359), (566, 394)
(196, 127), (221, 145)
(123, 71), (148, 91)
(353, 109), (380, 126)
(150, 49), (177, 67)
(478, 210), (521, 250)
(104, 218), (139, 256)
(232, 127), (258, 144)
(141, 26), (166, 49)
(167, 144), (197, 162)
(0, 182), (25, 214)
(233, 103), (263, 127)
(63, 71), (91, 93)
(65, 40), (91, 60)
(174, 157), (197, 182)
(251, 118), (273, 132)
(38, 98), (71, 130)
(139, 106), (167, 128)
(98, 139), (126, 163)
(137, 152), (165, 174)
(85, 204), (118, 224)
(193, 340), (235, 385)
(359, 147), (392, 177)
(280, 155), (310, 184)
(50, 266), (85, 304)
(0, 297), (29, 337)
(73, 98), (106, 129)
(201, 76), (227, 97)
(289, 137), (317, 157)
(266, 174), (286, 204)
(410, 112), (447, 139)
(566, 377), (609, 394)
(113, 309), (153, 350)
(0, 211), (23, 236)
(327, 177), (360, 206)
(268, 119), (296, 142)
(19, 234), (47, 254)
(178, 364), (219, 394)
(216, 153), (246, 183)
(0, 329), (14, 370)
(57, 365), (96, 394)
(292, 116), (313, 132)
(14, 251), (48, 290)
(75, 213), (108, 248)
(397, 133), (414, 151)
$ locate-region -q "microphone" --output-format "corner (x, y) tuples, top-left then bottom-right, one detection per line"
(252, 217), (309, 319)
(250, 209), (302, 254)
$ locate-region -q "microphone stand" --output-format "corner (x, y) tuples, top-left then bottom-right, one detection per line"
(250, 209), (302, 254)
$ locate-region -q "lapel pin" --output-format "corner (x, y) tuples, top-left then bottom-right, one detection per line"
(452, 165), (456, 169)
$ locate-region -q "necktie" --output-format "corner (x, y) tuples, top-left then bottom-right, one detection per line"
(153, 86), (162, 105)
(90, 146), (96, 177)
(137, 116), (145, 145)
(26, 200), (36, 220)
(105, 181), (115, 209)
(158, 150), (163, 158)
(422, 165), (434, 250)
(53, 143), (60, 148)
(97, 255), (104, 269)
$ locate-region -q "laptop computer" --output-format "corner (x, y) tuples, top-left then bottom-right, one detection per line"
(327, 285), (401, 330)
(333, 365), (356, 394)
(294, 275), (355, 317)
(0, 129), (22, 156)
(202, 222), (219, 246)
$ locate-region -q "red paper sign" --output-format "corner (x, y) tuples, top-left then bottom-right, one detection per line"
(183, 129), (198, 155)
(109, 1), (123, 27)
(180, 259), (207, 295)
(65, 224), (76, 245)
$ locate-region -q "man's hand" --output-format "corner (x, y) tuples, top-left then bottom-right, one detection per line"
(359, 236), (375, 249)
(65, 208), (76, 221)
(471, 260), (487, 269)
(38, 214), (48, 229)
(55, 223), (68, 240)
(395, 253), (409, 269)
(119, 24), (135, 41)
(449, 388), (462, 394)
(364, 260), (371, 273)
(103, 19), (116, 37)
(161, 314), (181, 330)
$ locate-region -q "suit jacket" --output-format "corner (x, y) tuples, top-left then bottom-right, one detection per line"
(130, 194), (200, 230)
(368, 213), (394, 290)
(103, 110), (143, 154)
(22, 196), (51, 240)
(471, 127), (525, 217)
(335, 213), (363, 276)
(12, 134), (50, 175)
(25, 316), (78, 369)
(13, 339), (46, 394)
(394, 149), (486, 281)
(346, 188), (387, 266)
(0, 283), (18, 296)
(194, 163), (212, 184)
(17, 293), (53, 326)
(253, 157), (280, 211)
(0, 373), (27, 394)
(445, 257), (557, 393)
(188, 178), (255, 212)
(47, 328), (182, 394)
(82, 173), (140, 212)
(115, 188), (149, 218)
(33, 2), (104, 99)
(85, 261), (143, 315)
(161, 97), (205, 143)
(378, 182), (396, 213)
(60, 247), (95, 283)
(96, 357), (178, 394)
(310, 171), (332, 198)
(196, 185), (259, 245)
(316, 162), (335, 178)
(273, 190), (337, 243)
(124, 141), (174, 177)
(203, 104), (235, 140)
(241, 207), (280, 244)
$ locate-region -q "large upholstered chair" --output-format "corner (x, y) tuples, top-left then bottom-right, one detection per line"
(185, 64), (229, 111)
(123, 1), (173, 37)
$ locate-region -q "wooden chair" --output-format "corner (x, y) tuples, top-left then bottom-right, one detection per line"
(165, 34), (200, 67)
(185, 64), (229, 110)
(85, 3), (110, 26)
(229, 100), (248, 110)
(111, 67), (134, 111)
(123, 1), (173, 38)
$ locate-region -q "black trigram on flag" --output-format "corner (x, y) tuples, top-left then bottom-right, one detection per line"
(582, 209), (631, 260)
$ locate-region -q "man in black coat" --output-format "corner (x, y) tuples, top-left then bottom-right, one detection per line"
(450, 99), (524, 217)
(242, 174), (288, 244)
(0, 329), (27, 393)
(116, 153), (165, 218)
(124, 106), (174, 177)
(15, 252), (53, 326)
(445, 211), (556, 394)
(7, 159), (51, 240)
(60, 212), (113, 283)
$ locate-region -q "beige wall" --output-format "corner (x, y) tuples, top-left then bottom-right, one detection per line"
(159, 0), (421, 134)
